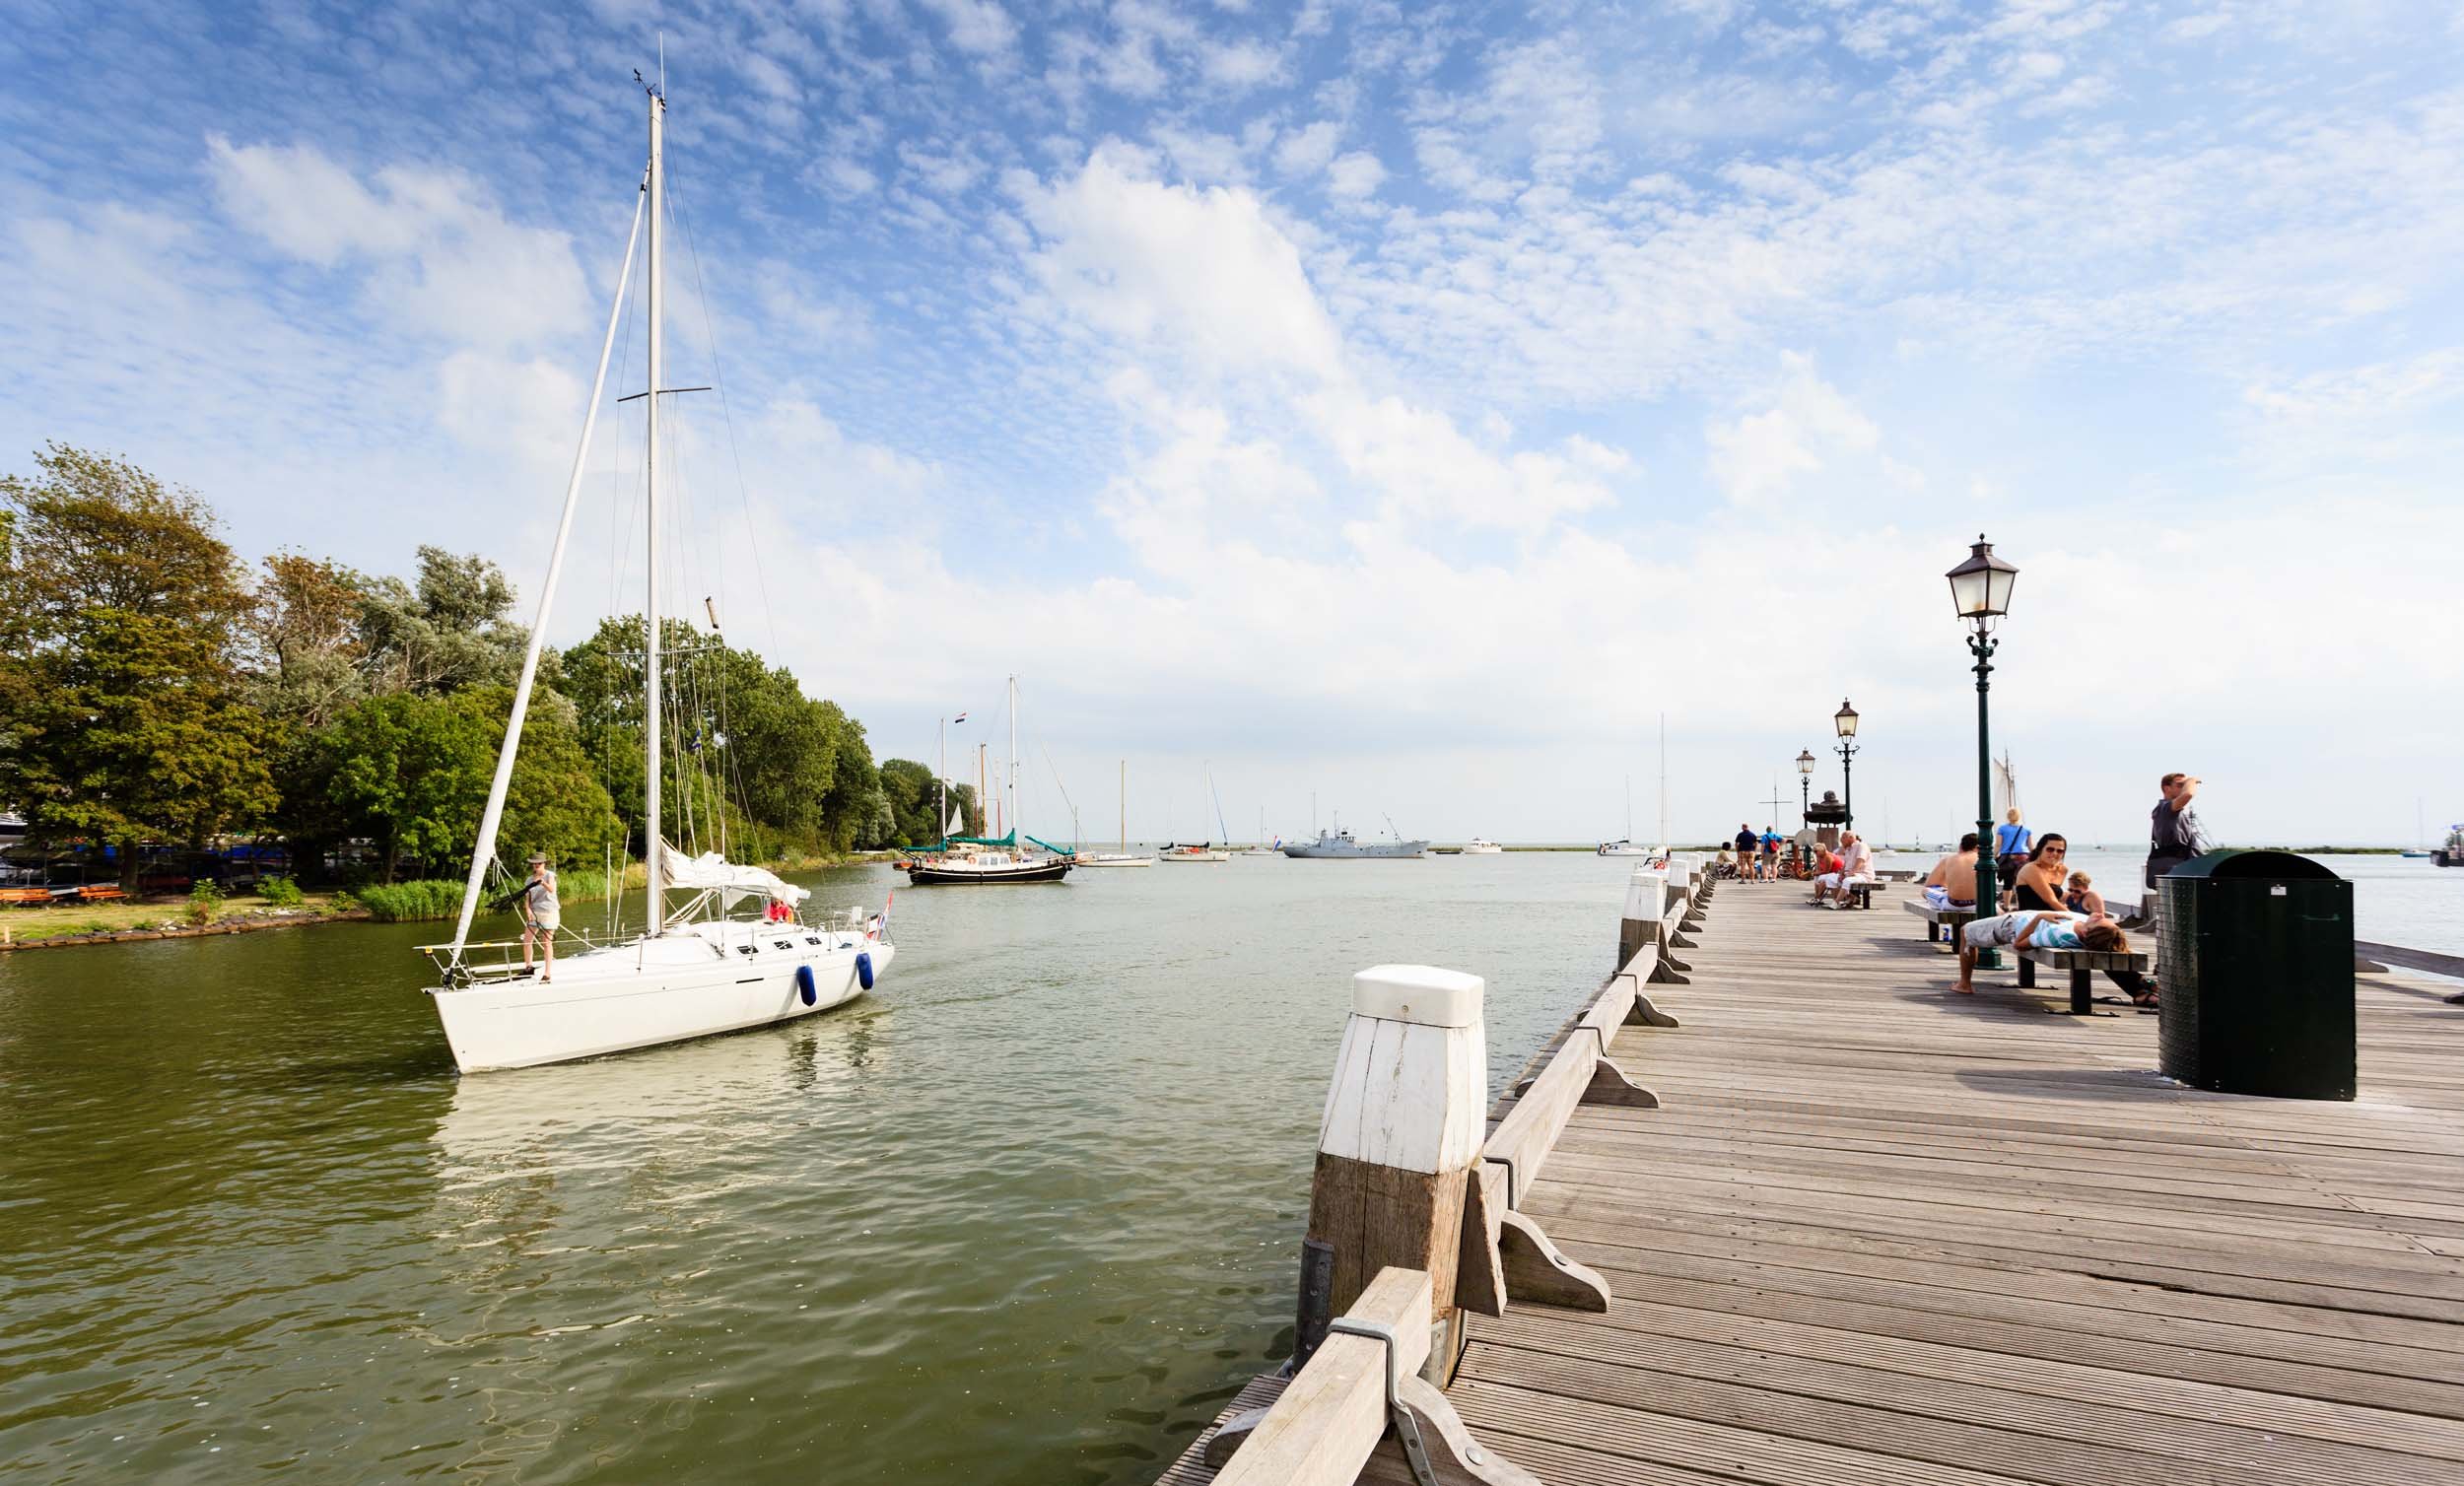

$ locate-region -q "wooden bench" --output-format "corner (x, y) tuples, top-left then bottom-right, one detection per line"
(77, 885), (128, 903)
(1901, 897), (1975, 943)
(0, 887), (52, 907)
(2019, 944), (2156, 1016)
(1846, 879), (1885, 910)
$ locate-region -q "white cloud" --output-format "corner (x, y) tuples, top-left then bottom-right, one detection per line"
(1704, 353), (1881, 507)
(1274, 120), (1342, 176)
(919, 0), (1020, 56)
(1324, 151), (1387, 200)
(205, 137), (588, 353)
(1202, 37), (1286, 89)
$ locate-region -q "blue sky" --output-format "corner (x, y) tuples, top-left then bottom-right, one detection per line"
(7, 1), (2462, 844)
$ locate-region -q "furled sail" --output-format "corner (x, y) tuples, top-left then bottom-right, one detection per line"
(658, 842), (810, 906)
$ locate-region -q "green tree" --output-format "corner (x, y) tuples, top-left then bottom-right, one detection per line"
(878, 758), (980, 844)
(0, 445), (277, 887)
(248, 551), (369, 728)
(356, 545), (526, 697)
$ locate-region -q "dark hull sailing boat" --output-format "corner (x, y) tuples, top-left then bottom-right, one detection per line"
(902, 676), (1074, 885)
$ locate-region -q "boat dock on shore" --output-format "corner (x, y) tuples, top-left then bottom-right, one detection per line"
(1157, 864), (2464, 1486)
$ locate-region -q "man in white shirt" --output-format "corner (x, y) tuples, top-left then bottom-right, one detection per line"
(1814, 831), (1875, 906)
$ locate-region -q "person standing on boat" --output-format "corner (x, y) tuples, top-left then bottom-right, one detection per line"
(2147, 773), (2206, 888)
(517, 853), (560, 982)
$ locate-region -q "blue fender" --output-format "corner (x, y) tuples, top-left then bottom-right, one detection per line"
(795, 964), (817, 1007)
(856, 951), (874, 991)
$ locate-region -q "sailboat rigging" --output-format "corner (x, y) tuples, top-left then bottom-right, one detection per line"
(1081, 760), (1154, 866)
(422, 82), (892, 1073)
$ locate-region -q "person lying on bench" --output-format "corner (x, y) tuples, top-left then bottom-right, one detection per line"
(1922, 834), (1980, 911)
(1957, 911), (2148, 1004)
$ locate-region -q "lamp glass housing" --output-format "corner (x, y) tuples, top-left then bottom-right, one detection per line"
(1795, 750), (1815, 776)
(1833, 701), (1859, 739)
(1947, 535), (2019, 623)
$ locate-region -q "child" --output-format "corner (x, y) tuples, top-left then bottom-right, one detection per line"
(2064, 871), (2104, 918)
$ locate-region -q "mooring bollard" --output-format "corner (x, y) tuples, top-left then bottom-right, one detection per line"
(1301, 963), (1486, 1381)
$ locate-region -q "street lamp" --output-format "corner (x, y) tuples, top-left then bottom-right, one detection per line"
(1795, 749), (1815, 825)
(1948, 534), (2019, 964)
(1832, 700), (1859, 832)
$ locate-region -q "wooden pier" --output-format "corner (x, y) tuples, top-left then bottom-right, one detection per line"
(1163, 865), (2464, 1486)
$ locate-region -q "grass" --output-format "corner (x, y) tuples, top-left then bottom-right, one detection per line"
(0, 888), (349, 945)
(353, 880), (467, 923)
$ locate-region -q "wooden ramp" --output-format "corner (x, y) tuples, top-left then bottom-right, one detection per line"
(1450, 884), (2464, 1485)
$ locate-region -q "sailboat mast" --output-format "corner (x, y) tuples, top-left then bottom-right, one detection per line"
(938, 716), (947, 847)
(1120, 760), (1127, 851)
(1657, 713), (1668, 849)
(642, 86), (667, 934)
(1007, 674), (1018, 842)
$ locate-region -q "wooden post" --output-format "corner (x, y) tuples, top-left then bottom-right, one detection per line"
(1307, 964), (1486, 1367)
(1616, 865), (1667, 970)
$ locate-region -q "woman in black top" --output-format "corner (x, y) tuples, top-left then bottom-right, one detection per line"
(2013, 835), (2154, 1003)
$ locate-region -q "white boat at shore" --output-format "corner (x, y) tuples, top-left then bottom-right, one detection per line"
(425, 84), (891, 1073)
(1078, 763), (1155, 864)
(1465, 838), (1503, 853)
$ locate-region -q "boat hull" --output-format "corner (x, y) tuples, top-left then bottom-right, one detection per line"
(433, 927), (890, 1073)
(904, 859), (1073, 884)
(1078, 854), (1154, 867)
(1280, 841), (1430, 859)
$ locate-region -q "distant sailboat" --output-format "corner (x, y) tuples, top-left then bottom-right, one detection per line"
(1163, 764), (1232, 860)
(1598, 773), (1650, 856)
(904, 676), (1074, 884)
(1082, 760), (1154, 866)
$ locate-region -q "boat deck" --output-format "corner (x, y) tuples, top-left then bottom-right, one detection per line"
(1446, 882), (2464, 1485)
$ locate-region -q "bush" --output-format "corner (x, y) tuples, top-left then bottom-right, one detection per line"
(355, 880), (466, 922)
(186, 880), (226, 926)
(260, 876), (305, 908)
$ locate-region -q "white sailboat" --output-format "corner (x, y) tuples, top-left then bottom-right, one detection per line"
(424, 83), (891, 1074)
(1082, 760), (1154, 866)
(1598, 773), (1651, 855)
(1464, 838), (1503, 853)
(1238, 807), (1276, 855)
(1163, 764), (1232, 860)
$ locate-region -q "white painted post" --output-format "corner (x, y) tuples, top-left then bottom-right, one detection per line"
(1308, 965), (1487, 1349)
(1618, 865), (1668, 970)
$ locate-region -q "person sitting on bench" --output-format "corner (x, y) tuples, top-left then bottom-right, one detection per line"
(1958, 910), (2133, 995)
(2008, 836), (2156, 1002)
(1814, 831), (1874, 907)
(2063, 870), (2103, 917)
(1922, 833), (1980, 911)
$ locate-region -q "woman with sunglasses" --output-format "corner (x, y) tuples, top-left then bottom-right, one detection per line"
(2013, 834), (2156, 1005)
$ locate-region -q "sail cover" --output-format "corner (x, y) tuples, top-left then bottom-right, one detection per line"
(658, 843), (811, 906)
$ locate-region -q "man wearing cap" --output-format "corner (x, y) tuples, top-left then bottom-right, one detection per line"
(518, 853), (560, 982)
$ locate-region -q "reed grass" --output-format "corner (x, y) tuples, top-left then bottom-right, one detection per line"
(355, 880), (466, 923)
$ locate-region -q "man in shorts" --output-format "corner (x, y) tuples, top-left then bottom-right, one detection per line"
(1758, 827), (1782, 881)
(1814, 831), (1874, 906)
(1734, 824), (1759, 883)
(517, 853), (561, 981)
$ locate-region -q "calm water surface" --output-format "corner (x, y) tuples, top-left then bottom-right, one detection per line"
(2, 850), (2452, 1483)
(0, 854), (1630, 1484)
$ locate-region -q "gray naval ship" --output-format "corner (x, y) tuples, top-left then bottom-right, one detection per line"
(1280, 827), (1429, 859)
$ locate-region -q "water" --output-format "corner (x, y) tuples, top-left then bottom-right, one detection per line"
(2, 850), (2451, 1484)
(0, 854), (1626, 1485)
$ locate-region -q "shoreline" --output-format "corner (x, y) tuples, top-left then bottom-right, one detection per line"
(1, 905), (369, 952)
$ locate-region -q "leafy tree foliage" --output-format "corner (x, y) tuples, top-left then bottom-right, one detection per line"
(0, 446), (894, 888)
(878, 758), (981, 845)
(0, 445), (277, 886)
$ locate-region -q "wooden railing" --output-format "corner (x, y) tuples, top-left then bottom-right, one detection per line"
(1176, 856), (1716, 1485)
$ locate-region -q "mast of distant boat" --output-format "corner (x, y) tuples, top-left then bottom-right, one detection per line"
(1121, 760), (1129, 852)
(1656, 713), (1669, 853)
(1007, 675), (1019, 844)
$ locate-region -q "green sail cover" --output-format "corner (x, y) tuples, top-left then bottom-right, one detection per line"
(930, 831), (1076, 856)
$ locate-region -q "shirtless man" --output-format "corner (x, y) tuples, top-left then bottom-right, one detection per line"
(1923, 833), (1980, 910)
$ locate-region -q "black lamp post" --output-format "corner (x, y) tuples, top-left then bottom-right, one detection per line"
(1948, 534), (2019, 965)
(1832, 700), (1859, 832)
(1795, 749), (1814, 826)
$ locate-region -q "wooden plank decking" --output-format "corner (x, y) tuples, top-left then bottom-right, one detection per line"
(1451, 883), (2464, 1486)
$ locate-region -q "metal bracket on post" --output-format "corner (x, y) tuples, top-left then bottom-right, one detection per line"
(1326, 1317), (1441, 1486)
(1287, 1237), (1336, 1375)
(1480, 1153), (1520, 1210)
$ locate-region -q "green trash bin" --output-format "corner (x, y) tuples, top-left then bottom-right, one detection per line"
(2156, 849), (2355, 1100)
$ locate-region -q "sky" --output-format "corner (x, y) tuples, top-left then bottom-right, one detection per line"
(6, 0), (2462, 847)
